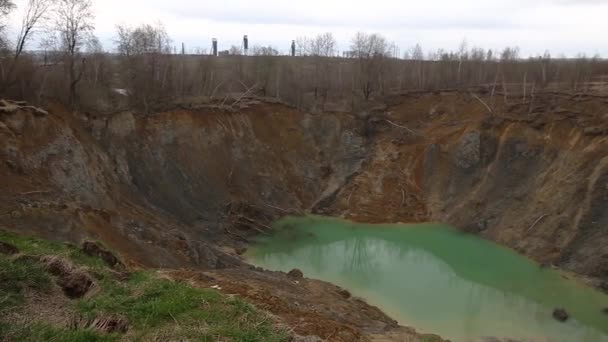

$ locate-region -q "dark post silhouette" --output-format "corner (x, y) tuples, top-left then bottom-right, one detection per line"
(212, 38), (218, 56)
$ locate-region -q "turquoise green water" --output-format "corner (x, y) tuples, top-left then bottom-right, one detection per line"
(247, 216), (608, 342)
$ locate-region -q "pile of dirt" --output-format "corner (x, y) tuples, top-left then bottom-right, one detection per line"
(41, 256), (95, 298)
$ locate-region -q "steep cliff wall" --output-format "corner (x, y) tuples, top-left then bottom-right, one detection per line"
(0, 100), (367, 269)
(323, 92), (608, 284)
(1, 92), (607, 284)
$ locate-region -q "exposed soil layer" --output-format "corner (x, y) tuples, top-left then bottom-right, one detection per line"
(165, 268), (443, 341)
(1, 92), (607, 339)
(320, 92), (608, 287)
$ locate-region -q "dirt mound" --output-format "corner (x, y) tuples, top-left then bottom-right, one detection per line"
(82, 241), (124, 269)
(41, 256), (94, 298)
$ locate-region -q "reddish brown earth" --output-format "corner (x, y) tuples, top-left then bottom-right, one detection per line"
(164, 268), (443, 342)
(1, 92), (607, 340)
(321, 92), (608, 286)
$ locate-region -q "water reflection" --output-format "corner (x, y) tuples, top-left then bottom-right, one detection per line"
(249, 217), (608, 342)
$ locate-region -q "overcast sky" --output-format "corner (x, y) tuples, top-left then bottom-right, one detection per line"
(8, 0), (608, 57)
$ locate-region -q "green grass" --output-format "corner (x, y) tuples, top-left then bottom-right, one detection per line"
(0, 231), (288, 342)
(76, 271), (287, 341)
(0, 253), (51, 313)
(0, 230), (107, 269)
(2, 323), (118, 342)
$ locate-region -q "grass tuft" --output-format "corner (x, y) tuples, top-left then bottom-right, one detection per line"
(0, 231), (107, 269)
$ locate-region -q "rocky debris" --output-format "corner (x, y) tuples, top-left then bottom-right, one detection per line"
(41, 256), (94, 298)
(71, 315), (129, 334)
(287, 268), (304, 279)
(454, 130), (481, 169)
(552, 308), (569, 322)
(82, 241), (124, 269)
(0, 241), (19, 255)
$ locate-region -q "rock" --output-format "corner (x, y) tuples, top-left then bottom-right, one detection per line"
(454, 130), (481, 169)
(0, 241), (19, 255)
(477, 220), (488, 232)
(552, 308), (569, 322)
(82, 241), (124, 269)
(287, 268), (304, 279)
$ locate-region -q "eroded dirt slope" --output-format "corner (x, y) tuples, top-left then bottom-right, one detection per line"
(1, 92), (607, 339)
(322, 92), (608, 285)
(0, 100), (367, 268)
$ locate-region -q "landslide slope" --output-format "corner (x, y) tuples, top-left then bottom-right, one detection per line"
(1, 91), (607, 287)
(322, 92), (608, 285)
(0, 100), (366, 267)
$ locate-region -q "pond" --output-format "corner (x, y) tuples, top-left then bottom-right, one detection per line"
(247, 216), (608, 342)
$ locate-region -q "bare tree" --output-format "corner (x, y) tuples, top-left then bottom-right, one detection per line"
(0, 0), (15, 53)
(310, 32), (336, 57)
(0, 0), (52, 93)
(15, 0), (52, 58)
(252, 45), (278, 56)
(115, 22), (173, 111)
(411, 43), (425, 89)
(229, 45), (242, 55)
(85, 35), (103, 87)
(457, 38), (468, 84)
(350, 32), (390, 100)
(55, 0), (94, 105)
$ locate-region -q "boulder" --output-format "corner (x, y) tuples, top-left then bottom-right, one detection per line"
(454, 130), (481, 169)
(287, 268), (304, 279)
(552, 308), (569, 322)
